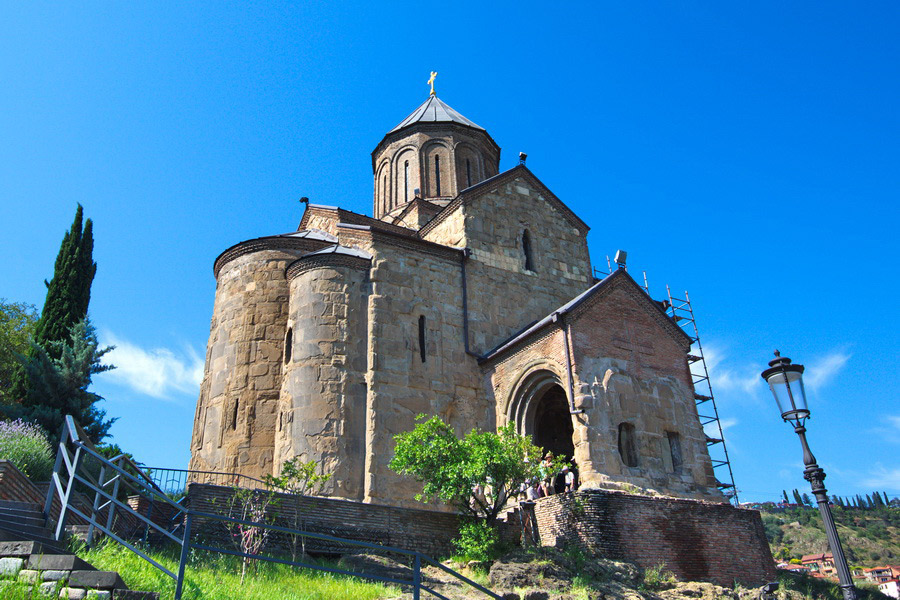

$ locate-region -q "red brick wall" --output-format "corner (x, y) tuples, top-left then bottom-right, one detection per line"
(534, 489), (777, 586)
(188, 483), (464, 557)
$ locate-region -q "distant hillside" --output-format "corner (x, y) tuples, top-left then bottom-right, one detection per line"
(760, 506), (900, 567)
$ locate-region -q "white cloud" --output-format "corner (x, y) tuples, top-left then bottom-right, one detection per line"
(804, 351), (851, 389)
(98, 332), (203, 400)
(860, 464), (900, 492)
(873, 415), (900, 444)
(698, 344), (761, 397)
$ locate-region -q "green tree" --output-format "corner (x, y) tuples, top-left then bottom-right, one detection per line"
(792, 489), (804, 505)
(782, 490), (790, 504)
(801, 492), (812, 507)
(18, 319), (116, 444)
(0, 300), (38, 407)
(390, 415), (555, 525)
(32, 204), (97, 357)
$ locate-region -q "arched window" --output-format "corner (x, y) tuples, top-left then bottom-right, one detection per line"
(522, 229), (535, 271)
(404, 161), (410, 203)
(618, 422), (638, 467)
(284, 327), (293, 363)
(434, 156), (442, 196)
(418, 315), (427, 363)
(466, 158), (472, 187)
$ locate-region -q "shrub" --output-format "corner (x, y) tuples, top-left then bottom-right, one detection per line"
(0, 419), (54, 481)
(642, 563), (676, 590)
(453, 519), (502, 563)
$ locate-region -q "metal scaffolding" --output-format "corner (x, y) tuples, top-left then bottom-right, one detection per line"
(665, 286), (739, 504)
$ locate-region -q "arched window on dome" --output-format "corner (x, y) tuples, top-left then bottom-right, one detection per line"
(404, 161), (410, 203)
(284, 327), (293, 364)
(522, 229), (535, 272)
(434, 156), (442, 196)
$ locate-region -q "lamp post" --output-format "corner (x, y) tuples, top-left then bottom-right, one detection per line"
(761, 351), (858, 600)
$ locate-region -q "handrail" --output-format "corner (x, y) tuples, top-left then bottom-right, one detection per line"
(142, 466), (270, 494)
(47, 415), (502, 600)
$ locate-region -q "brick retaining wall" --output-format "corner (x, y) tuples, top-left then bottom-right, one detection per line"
(533, 489), (777, 586)
(188, 483), (464, 557)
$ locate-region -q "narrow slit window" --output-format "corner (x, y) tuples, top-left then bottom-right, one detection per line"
(435, 156), (441, 196)
(418, 315), (427, 363)
(466, 158), (472, 187)
(667, 431), (683, 474)
(231, 400), (239, 430)
(618, 422), (638, 467)
(404, 161), (409, 203)
(523, 229), (535, 271)
(284, 327), (293, 363)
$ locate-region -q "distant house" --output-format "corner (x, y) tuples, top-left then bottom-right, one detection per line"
(865, 566), (900, 584)
(777, 563), (810, 574)
(801, 553), (836, 577)
(879, 579), (900, 599)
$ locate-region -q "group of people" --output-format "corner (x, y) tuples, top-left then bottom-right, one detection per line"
(520, 452), (578, 502)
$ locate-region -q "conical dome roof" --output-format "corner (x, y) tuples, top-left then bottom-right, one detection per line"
(389, 95), (485, 133)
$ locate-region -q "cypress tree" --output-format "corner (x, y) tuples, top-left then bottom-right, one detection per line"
(793, 489), (804, 505)
(782, 490), (790, 504)
(32, 204), (96, 356)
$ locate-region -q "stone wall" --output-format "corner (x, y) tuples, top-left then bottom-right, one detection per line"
(424, 174), (593, 355)
(274, 256), (370, 500)
(187, 483), (462, 558)
(533, 490), (777, 587)
(189, 249), (300, 481)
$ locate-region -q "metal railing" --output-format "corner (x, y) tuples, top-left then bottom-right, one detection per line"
(45, 415), (501, 600)
(143, 466), (269, 496)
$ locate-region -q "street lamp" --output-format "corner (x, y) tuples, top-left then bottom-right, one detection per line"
(761, 351), (858, 600)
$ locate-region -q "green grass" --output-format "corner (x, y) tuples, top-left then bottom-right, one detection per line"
(71, 541), (400, 600)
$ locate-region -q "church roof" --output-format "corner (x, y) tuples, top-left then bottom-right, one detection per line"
(389, 95), (485, 134)
(479, 269), (692, 364)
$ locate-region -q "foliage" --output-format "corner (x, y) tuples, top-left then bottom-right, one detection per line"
(70, 539), (398, 600)
(0, 418), (53, 480)
(226, 486), (279, 584)
(390, 415), (559, 524)
(452, 519), (504, 563)
(641, 563), (676, 590)
(15, 318), (116, 444)
(0, 300), (38, 408)
(263, 456), (332, 561)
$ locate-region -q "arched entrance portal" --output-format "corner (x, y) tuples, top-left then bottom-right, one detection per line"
(532, 385), (575, 461)
(509, 370), (576, 462)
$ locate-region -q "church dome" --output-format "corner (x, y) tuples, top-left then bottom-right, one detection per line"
(372, 93), (500, 221)
(389, 95), (486, 134)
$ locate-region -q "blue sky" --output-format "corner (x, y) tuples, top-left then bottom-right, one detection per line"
(1, 3), (897, 503)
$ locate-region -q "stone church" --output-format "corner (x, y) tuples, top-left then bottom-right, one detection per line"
(189, 89), (724, 509)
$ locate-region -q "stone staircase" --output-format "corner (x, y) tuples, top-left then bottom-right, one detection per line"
(0, 500), (159, 599)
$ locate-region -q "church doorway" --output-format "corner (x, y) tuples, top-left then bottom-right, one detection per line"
(531, 384), (575, 462)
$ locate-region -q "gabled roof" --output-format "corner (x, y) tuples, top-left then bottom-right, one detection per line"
(390, 95), (485, 134)
(479, 268), (692, 364)
(418, 164), (590, 239)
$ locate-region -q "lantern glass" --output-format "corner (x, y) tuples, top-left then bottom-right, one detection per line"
(765, 366), (808, 422)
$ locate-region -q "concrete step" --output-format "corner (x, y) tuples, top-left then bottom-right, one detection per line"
(0, 512), (46, 527)
(0, 517), (54, 539)
(28, 554), (95, 571)
(0, 500), (40, 511)
(0, 506), (45, 520)
(0, 529), (65, 554)
(0, 540), (60, 558)
(67, 570), (126, 590)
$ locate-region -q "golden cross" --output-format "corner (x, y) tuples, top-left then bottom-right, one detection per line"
(427, 71), (437, 96)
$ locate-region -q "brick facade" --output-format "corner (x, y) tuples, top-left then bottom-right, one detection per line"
(533, 490), (777, 586)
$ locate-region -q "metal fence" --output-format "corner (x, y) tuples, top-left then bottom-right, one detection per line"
(142, 466), (269, 497)
(45, 416), (500, 600)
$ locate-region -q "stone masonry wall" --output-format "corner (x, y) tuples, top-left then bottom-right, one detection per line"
(190, 249), (300, 481)
(362, 233), (488, 508)
(424, 176), (593, 355)
(534, 490), (777, 587)
(274, 260), (370, 501)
